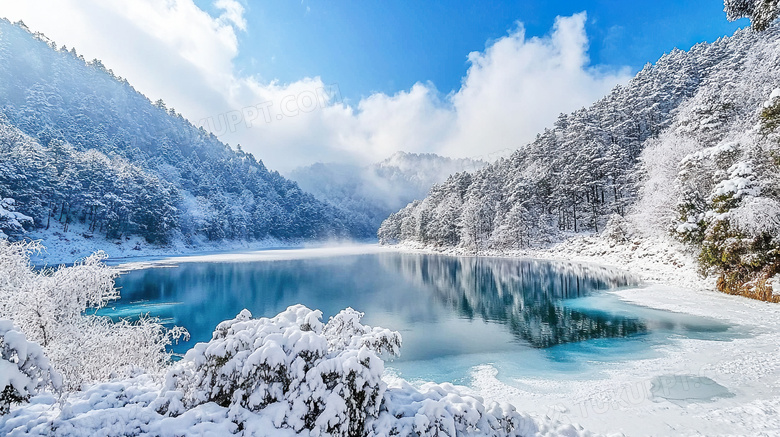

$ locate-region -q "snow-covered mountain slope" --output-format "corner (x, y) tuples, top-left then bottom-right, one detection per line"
(289, 152), (486, 233)
(379, 24), (780, 299)
(0, 19), (372, 252)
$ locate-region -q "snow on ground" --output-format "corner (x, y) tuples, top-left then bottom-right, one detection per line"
(470, 281), (780, 436)
(1, 366), (591, 437)
(24, 220), (317, 267)
(7, 230), (780, 436)
(391, 235), (780, 436)
(1, 306), (591, 437)
(115, 244), (391, 272)
(1, 374), (296, 437)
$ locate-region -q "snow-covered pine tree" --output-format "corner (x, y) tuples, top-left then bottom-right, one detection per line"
(725, 0), (780, 30)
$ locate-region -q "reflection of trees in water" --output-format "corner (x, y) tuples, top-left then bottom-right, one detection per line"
(115, 259), (364, 351)
(380, 253), (647, 348)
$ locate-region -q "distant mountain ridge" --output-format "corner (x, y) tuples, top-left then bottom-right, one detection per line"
(289, 152), (486, 233)
(0, 19), (372, 246)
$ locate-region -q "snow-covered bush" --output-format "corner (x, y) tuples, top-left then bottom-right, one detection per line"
(730, 197), (780, 237)
(160, 306), (400, 436)
(602, 214), (633, 243)
(0, 198), (32, 240)
(674, 152), (780, 299)
(0, 305), (582, 435)
(0, 320), (60, 415)
(0, 240), (187, 390)
(632, 135), (701, 235)
(372, 380), (545, 437)
(158, 306), (545, 436)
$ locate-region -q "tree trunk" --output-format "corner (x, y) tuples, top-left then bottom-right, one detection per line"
(573, 203), (578, 233)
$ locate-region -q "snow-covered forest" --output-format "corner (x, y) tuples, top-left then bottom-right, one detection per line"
(379, 23), (780, 301)
(0, 19), (372, 248)
(289, 152), (486, 233)
(2, 0), (780, 434)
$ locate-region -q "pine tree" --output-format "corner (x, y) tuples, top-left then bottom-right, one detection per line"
(724, 0), (780, 31)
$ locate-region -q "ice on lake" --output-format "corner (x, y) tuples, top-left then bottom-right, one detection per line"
(650, 374), (735, 404)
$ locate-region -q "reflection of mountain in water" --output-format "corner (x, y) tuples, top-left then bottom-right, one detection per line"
(379, 254), (647, 348)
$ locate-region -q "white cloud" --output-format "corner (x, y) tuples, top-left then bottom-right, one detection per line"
(0, 3), (631, 172)
(215, 0), (246, 31)
(445, 13), (629, 159)
(0, 0), (238, 127)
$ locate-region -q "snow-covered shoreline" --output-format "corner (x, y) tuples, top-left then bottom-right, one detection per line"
(112, 243), (392, 272)
(383, 237), (780, 436)
(23, 219), (383, 268)
(105, 234), (780, 435)
(7, 235), (780, 436)
(24, 220), (298, 267)
(384, 233), (707, 289)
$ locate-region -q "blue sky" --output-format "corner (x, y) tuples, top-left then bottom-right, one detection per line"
(0, 1), (749, 170)
(197, 0), (746, 102)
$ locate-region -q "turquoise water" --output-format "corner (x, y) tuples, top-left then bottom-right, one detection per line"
(105, 251), (736, 384)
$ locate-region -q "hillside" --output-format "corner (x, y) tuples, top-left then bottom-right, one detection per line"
(0, 19), (371, 252)
(379, 24), (780, 299)
(289, 152), (486, 233)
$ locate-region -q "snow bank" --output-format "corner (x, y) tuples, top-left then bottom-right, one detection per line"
(116, 244), (388, 272)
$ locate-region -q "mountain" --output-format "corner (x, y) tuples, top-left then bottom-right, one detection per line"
(288, 152), (486, 233)
(379, 24), (780, 299)
(0, 19), (371, 247)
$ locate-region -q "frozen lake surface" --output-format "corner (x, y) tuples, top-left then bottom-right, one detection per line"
(105, 248), (740, 387)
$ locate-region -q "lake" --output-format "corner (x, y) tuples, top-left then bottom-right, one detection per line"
(105, 248), (736, 385)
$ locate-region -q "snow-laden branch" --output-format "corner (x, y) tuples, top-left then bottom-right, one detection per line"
(0, 320), (60, 415)
(0, 240), (187, 391)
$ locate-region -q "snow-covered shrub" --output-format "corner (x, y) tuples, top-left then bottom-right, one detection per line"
(0, 240), (187, 390)
(372, 380), (545, 437)
(602, 214), (633, 243)
(160, 306), (401, 436)
(730, 197), (780, 237)
(760, 87), (780, 132)
(159, 306), (565, 436)
(321, 307), (401, 355)
(47, 315), (188, 391)
(0, 320), (60, 415)
(711, 161), (761, 202)
(0, 198), (32, 240)
(0, 306), (575, 436)
(632, 135), (701, 236)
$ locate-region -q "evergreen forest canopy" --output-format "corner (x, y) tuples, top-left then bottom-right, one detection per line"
(0, 19), (373, 245)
